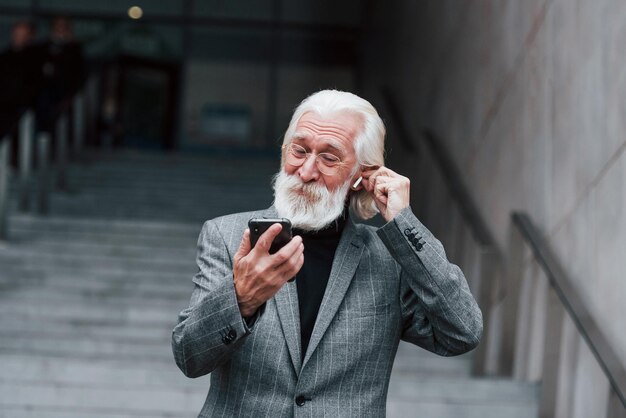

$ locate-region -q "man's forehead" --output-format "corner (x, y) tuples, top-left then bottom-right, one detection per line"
(293, 111), (362, 142)
(291, 132), (345, 152)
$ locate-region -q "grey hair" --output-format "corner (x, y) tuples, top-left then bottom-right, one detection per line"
(281, 90), (386, 219)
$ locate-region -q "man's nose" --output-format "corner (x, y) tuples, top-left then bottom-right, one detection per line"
(297, 154), (320, 182)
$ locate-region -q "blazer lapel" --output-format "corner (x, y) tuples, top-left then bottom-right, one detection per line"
(302, 219), (364, 367)
(274, 281), (302, 374)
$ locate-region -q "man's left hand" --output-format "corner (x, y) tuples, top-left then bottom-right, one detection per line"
(361, 166), (410, 222)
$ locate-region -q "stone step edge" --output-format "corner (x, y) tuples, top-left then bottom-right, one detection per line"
(9, 214), (200, 231)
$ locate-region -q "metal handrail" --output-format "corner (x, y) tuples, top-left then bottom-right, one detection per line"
(512, 212), (626, 408)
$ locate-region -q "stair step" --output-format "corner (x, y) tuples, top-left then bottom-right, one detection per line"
(388, 374), (538, 403)
(0, 252), (195, 273)
(0, 284), (191, 304)
(0, 273), (192, 298)
(0, 380), (206, 417)
(0, 317), (175, 341)
(1, 241), (196, 260)
(0, 263), (197, 282)
(0, 298), (180, 327)
(0, 353), (207, 389)
(7, 232), (195, 249)
(0, 264), (197, 286)
(0, 332), (175, 362)
(391, 342), (471, 377)
(386, 400), (538, 418)
(8, 215), (201, 235)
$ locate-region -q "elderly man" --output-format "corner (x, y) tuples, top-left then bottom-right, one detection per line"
(172, 90), (482, 417)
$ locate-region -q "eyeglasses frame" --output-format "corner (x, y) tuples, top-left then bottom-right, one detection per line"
(281, 142), (351, 176)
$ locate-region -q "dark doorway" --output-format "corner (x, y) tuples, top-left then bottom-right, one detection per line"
(116, 55), (180, 150)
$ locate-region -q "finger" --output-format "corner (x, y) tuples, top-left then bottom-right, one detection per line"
(367, 171), (384, 189)
(291, 253), (305, 278)
(362, 168), (386, 193)
(234, 229), (252, 263)
(372, 175), (393, 186)
(362, 176), (390, 195)
(361, 166), (383, 181)
(376, 166), (399, 177)
(271, 235), (303, 266)
(374, 182), (389, 204)
(253, 223), (283, 254)
(360, 165), (381, 179)
(276, 242), (305, 278)
(374, 179), (388, 193)
(369, 168), (395, 186)
(371, 165), (402, 181)
(361, 177), (373, 193)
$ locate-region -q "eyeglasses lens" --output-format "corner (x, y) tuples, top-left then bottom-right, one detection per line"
(286, 144), (341, 176)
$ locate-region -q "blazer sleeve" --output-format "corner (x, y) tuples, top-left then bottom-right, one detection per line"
(376, 207), (483, 356)
(171, 219), (260, 378)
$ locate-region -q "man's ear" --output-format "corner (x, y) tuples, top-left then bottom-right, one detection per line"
(350, 175), (364, 191)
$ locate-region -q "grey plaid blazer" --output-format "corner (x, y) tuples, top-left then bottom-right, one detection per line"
(172, 206), (482, 417)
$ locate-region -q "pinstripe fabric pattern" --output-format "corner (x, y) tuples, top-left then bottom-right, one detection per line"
(172, 206), (483, 417)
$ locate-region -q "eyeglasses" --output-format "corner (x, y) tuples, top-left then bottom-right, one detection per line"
(282, 142), (347, 176)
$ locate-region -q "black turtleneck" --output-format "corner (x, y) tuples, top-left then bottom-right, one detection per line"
(294, 211), (348, 360)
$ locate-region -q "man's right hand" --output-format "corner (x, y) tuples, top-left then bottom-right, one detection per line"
(233, 224), (304, 318)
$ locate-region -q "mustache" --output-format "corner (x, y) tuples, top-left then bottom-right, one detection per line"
(275, 172), (326, 201)
(287, 181), (323, 200)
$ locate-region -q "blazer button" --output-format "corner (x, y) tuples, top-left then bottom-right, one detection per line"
(295, 395), (306, 406)
(222, 329), (236, 345)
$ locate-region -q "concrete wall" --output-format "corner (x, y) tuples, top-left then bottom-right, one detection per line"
(361, 0), (625, 414)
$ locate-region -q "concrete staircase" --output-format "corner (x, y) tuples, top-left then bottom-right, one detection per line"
(0, 215), (209, 417)
(388, 344), (538, 417)
(0, 150), (538, 417)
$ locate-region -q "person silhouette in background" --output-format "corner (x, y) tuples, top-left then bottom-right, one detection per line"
(0, 20), (43, 111)
(37, 16), (84, 134)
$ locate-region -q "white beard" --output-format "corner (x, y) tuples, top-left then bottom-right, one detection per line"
(272, 170), (351, 231)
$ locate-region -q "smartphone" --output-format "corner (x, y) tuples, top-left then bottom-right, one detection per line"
(248, 218), (293, 254)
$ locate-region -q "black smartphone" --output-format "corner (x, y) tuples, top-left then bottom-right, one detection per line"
(248, 218), (293, 254)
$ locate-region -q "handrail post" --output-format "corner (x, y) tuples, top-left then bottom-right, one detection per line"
(607, 387), (626, 418)
(73, 93), (84, 157)
(500, 222), (526, 376)
(56, 112), (68, 190)
(471, 248), (499, 375)
(85, 74), (100, 151)
(36, 132), (51, 215)
(512, 262), (539, 380)
(539, 286), (565, 418)
(18, 110), (34, 212)
(0, 137), (10, 240)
